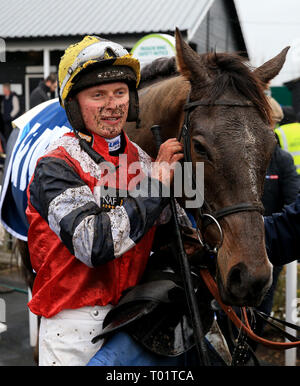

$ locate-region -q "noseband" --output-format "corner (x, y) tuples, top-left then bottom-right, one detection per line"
(179, 96), (264, 254)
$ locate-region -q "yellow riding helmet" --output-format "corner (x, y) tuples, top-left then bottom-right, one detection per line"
(58, 35), (141, 126)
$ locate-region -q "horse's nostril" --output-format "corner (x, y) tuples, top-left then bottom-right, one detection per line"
(226, 263), (271, 305)
(227, 264), (247, 298)
(229, 266), (242, 286)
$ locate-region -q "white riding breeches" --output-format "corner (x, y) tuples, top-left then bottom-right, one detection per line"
(38, 304), (113, 366)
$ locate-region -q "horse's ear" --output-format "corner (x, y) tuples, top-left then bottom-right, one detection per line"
(253, 47), (290, 85)
(175, 27), (208, 82)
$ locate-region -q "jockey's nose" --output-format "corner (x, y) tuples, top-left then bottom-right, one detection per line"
(104, 94), (118, 109)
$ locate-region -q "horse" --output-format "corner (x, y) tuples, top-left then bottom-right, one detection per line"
(125, 29), (289, 307)
(1, 29), (289, 363)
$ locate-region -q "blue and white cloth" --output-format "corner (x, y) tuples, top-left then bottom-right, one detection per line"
(0, 98), (71, 240)
(105, 135), (122, 152)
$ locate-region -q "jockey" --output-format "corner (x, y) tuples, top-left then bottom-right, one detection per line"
(25, 35), (191, 366)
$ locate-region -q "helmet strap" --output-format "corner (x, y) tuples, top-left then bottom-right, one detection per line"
(127, 88), (139, 122)
(64, 98), (87, 133)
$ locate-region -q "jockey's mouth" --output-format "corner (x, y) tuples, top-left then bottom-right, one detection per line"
(101, 116), (122, 124)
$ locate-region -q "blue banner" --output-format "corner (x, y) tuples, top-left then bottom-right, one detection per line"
(0, 98), (72, 240)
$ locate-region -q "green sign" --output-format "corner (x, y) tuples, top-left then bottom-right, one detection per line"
(271, 86), (292, 106)
(131, 34), (175, 67)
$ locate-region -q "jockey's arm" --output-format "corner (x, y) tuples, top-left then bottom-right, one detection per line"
(264, 192), (300, 266)
(27, 155), (172, 267)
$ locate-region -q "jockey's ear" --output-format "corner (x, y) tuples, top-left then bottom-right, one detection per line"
(253, 47), (290, 85)
(175, 27), (209, 83)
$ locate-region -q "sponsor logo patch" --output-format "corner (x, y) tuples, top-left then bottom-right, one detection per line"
(100, 194), (124, 211)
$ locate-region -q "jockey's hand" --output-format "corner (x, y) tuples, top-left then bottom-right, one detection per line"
(151, 138), (183, 186)
(181, 227), (203, 256)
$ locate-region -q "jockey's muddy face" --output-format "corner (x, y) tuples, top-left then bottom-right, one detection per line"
(76, 82), (130, 139)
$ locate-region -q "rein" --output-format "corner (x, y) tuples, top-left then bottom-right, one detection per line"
(180, 95), (300, 351)
(151, 125), (211, 366)
(200, 269), (300, 350)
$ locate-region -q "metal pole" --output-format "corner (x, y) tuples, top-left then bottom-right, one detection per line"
(285, 261), (298, 366)
(0, 298), (5, 323)
(43, 48), (50, 79)
(0, 297), (7, 335)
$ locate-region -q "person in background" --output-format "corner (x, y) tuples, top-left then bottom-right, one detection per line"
(264, 193), (300, 265)
(263, 96), (299, 213)
(252, 95), (299, 343)
(30, 73), (57, 109)
(275, 110), (300, 176)
(0, 83), (20, 151)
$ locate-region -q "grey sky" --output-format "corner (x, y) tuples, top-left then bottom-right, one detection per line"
(234, 0), (300, 85)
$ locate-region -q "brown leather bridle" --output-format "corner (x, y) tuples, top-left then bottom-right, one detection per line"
(200, 268), (300, 350)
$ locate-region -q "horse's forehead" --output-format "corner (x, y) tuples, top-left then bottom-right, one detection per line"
(192, 107), (269, 143)
(215, 125), (268, 157)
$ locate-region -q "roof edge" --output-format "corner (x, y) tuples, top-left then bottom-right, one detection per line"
(187, 0), (215, 41)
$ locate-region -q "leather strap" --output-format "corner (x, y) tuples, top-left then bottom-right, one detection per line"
(202, 203), (265, 229)
(184, 100), (254, 111)
(200, 268), (300, 350)
(214, 203), (264, 220)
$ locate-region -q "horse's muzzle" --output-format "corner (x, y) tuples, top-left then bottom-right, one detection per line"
(219, 262), (272, 307)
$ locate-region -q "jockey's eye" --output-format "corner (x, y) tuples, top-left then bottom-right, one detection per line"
(115, 89), (127, 96)
(193, 140), (208, 158)
(93, 92), (105, 98)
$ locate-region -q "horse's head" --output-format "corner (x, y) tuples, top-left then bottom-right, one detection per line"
(175, 29), (289, 306)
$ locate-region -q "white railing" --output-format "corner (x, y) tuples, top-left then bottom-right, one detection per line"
(285, 261), (299, 366)
(0, 297), (7, 334)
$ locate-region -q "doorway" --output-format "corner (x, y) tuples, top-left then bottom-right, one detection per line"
(25, 65), (57, 112)
(25, 74), (43, 112)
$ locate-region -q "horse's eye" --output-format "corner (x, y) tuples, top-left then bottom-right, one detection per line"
(193, 140), (207, 157)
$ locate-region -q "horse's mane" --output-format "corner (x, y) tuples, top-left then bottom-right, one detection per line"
(139, 53), (272, 124)
(139, 57), (178, 89)
(202, 52), (272, 124)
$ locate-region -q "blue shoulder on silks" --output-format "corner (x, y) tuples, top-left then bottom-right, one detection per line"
(0, 98), (72, 241)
